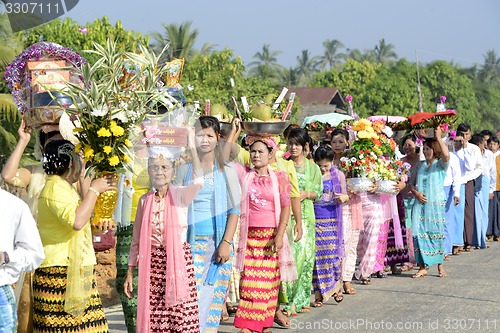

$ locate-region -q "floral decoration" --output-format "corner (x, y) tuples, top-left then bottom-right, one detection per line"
(339, 118), (397, 179)
(4, 42), (87, 114)
(60, 39), (179, 176)
(440, 95), (446, 103)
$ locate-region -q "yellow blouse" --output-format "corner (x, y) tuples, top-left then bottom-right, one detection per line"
(37, 175), (96, 267)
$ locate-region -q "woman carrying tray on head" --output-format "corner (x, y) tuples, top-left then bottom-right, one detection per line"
(125, 128), (203, 332)
(233, 135), (296, 333)
(408, 126), (450, 278)
(33, 139), (114, 333)
(222, 117), (302, 328)
(172, 116), (241, 333)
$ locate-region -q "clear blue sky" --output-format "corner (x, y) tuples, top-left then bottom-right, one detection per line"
(58, 0), (498, 68)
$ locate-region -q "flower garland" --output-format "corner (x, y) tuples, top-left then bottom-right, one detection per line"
(4, 42), (87, 114)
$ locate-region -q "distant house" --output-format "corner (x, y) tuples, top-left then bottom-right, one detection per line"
(286, 87), (347, 124)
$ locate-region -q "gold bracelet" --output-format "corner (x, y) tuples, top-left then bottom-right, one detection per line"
(222, 238), (232, 245)
(88, 187), (100, 197)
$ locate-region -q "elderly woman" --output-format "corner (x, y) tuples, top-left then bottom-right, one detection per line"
(408, 127), (450, 278)
(125, 129), (203, 332)
(234, 136), (296, 333)
(33, 139), (115, 333)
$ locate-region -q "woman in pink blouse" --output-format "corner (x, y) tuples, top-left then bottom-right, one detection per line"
(234, 136), (297, 333)
(124, 130), (204, 333)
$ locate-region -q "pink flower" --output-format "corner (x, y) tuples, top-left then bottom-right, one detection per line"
(78, 27), (88, 34)
(144, 125), (159, 138)
(345, 95), (353, 103)
(440, 123), (449, 131)
(416, 138), (423, 146)
(449, 130), (457, 140)
(440, 95), (446, 103)
(282, 152), (291, 159)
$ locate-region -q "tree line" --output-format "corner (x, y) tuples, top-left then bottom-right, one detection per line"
(1, 16), (499, 164)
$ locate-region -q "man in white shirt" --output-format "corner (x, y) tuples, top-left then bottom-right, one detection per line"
(470, 134), (496, 248)
(456, 123), (483, 251)
(0, 188), (45, 332)
(443, 147), (461, 257)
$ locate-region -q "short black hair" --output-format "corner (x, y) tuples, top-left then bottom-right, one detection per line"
(313, 145), (334, 162)
(469, 133), (484, 146)
(457, 123), (471, 132)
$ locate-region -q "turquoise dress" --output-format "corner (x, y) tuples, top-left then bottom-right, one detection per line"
(173, 161), (240, 333)
(411, 159), (449, 267)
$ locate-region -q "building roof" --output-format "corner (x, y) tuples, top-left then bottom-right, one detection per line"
(286, 87), (346, 109)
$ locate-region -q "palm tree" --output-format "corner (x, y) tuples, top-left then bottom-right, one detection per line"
(479, 49), (500, 86)
(296, 49), (319, 86)
(279, 67), (300, 87)
(317, 39), (345, 70)
(150, 21), (204, 62)
(373, 38), (398, 64)
(248, 44), (284, 81)
(190, 42), (216, 59)
(347, 48), (375, 62)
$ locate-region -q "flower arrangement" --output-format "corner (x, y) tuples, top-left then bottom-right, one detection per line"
(4, 42), (87, 114)
(60, 40), (178, 177)
(375, 157), (411, 181)
(339, 118), (399, 179)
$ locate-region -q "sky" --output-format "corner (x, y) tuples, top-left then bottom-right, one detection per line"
(23, 0), (500, 68)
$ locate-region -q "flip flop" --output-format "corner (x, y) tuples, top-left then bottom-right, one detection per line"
(312, 300), (323, 308)
(359, 277), (371, 285)
(343, 283), (357, 295)
(333, 292), (343, 303)
(412, 271), (428, 278)
(274, 310), (291, 327)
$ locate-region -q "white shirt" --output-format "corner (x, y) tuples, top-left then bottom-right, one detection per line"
(482, 149), (497, 194)
(0, 189), (45, 286)
(455, 143), (483, 183)
(444, 153), (461, 198)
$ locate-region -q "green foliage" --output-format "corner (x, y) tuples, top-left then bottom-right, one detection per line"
(181, 48), (300, 121)
(20, 17), (148, 66)
(0, 93), (35, 165)
(420, 61), (478, 128)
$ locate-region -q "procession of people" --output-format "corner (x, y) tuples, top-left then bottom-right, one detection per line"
(1, 41), (499, 333)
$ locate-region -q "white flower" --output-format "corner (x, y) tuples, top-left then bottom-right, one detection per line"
(350, 157), (357, 163)
(91, 105), (108, 117)
(112, 110), (129, 123)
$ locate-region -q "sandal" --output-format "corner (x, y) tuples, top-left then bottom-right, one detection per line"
(343, 282), (356, 295)
(312, 300), (323, 308)
(373, 271), (387, 278)
(438, 271), (447, 278)
(391, 266), (402, 275)
(227, 302), (238, 315)
(281, 309), (297, 317)
(333, 292), (343, 303)
(262, 328), (272, 333)
(412, 270), (428, 278)
(359, 277), (371, 285)
(298, 306), (310, 313)
(273, 310), (291, 327)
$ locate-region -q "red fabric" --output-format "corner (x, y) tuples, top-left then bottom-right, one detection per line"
(407, 110), (456, 126)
